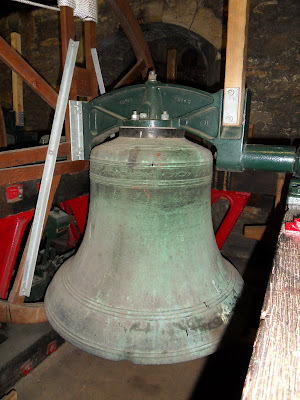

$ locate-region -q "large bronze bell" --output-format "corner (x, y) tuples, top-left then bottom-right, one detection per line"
(45, 127), (243, 364)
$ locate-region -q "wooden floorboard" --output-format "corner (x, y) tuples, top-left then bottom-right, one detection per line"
(242, 215), (300, 399)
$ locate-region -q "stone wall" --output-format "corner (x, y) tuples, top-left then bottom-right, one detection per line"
(0, 0), (298, 140)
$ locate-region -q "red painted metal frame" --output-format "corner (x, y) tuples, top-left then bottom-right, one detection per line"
(285, 217), (300, 239)
(211, 189), (251, 249)
(59, 194), (89, 234)
(59, 190), (250, 251)
(0, 209), (34, 299)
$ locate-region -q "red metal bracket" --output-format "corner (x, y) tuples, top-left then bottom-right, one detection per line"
(59, 194), (89, 247)
(0, 209), (34, 299)
(285, 217), (300, 239)
(20, 359), (33, 376)
(47, 340), (58, 355)
(6, 184), (23, 203)
(59, 191), (250, 251)
(211, 189), (251, 249)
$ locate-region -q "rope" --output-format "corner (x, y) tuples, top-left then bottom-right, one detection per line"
(10, 0), (59, 11)
(9, 0), (98, 22)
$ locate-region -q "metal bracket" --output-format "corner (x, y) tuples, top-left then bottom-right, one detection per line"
(69, 100), (84, 161)
(223, 87), (240, 125)
(91, 48), (106, 95)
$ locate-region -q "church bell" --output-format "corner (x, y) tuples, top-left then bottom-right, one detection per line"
(45, 123), (244, 364)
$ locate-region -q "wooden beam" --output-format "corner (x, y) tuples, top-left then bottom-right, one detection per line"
(114, 59), (145, 89)
(242, 228), (300, 399)
(0, 142), (70, 169)
(166, 49), (177, 83)
(1, 389), (17, 400)
(11, 33), (24, 126)
(244, 225), (267, 241)
(223, 0), (250, 125)
(0, 300), (47, 324)
(0, 160), (89, 186)
(0, 105), (7, 148)
(60, 6), (76, 147)
(0, 36), (58, 110)
(106, 0), (154, 77)
(84, 21), (98, 100)
(275, 172), (286, 208)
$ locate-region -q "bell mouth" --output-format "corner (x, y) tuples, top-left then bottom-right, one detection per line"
(119, 127), (185, 139)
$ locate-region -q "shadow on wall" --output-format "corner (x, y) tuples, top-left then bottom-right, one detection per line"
(98, 23), (222, 92)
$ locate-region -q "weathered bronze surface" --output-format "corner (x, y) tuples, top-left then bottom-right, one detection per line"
(45, 132), (243, 364)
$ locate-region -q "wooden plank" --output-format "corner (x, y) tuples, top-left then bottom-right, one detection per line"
(0, 36), (58, 110)
(74, 67), (92, 97)
(242, 224), (300, 399)
(1, 389), (17, 400)
(166, 49), (177, 82)
(275, 172), (286, 208)
(11, 33), (23, 126)
(60, 6), (76, 148)
(0, 142), (70, 169)
(223, 0), (250, 125)
(114, 59), (145, 89)
(84, 21), (98, 100)
(244, 225), (267, 241)
(0, 105), (7, 148)
(0, 300), (47, 324)
(106, 0), (154, 78)
(0, 160), (89, 186)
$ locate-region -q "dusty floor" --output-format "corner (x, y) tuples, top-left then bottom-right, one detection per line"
(13, 342), (206, 399)
(13, 337), (252, 400)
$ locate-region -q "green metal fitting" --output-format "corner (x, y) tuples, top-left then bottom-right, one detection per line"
(81, 79), (299, 176)
(242, 145), (297, 173)
(286, 178), (300, 209)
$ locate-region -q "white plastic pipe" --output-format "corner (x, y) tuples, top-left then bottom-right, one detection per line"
(20, 39), (79, 297)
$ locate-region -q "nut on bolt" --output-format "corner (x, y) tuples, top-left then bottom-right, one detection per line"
(161, 111), (169, 120)
(131, 110), (139, 120)
(139, 112), (148, 119)
(148, 70), (157, 81)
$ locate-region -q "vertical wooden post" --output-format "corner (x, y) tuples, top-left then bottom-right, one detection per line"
(223, 0), (250, 126)
(60, 6), (76, 150)
(0, 106), (7, 148)
(11, 33), (24, 127)
(275, 172), (286, 208)
(84, 21), (99, 100)
(166, 49), (177, 83)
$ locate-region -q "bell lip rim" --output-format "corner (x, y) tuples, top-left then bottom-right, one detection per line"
(45, 301), (224, 364)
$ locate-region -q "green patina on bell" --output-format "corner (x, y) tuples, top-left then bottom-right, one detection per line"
(45, 125), (243, 364)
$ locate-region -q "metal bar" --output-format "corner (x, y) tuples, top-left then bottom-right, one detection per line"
(0, 36), (58, 110)
(242, 144), (296, 173)
(20, 39), (79, 297)
(91, 48), (106, 94)
(69, 100), (84, 160)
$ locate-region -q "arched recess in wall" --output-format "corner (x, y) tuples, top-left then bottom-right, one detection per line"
(98, 23), (221, 91)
